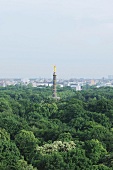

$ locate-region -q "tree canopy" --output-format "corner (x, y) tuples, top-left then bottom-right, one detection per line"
(0, 85), (113, 169)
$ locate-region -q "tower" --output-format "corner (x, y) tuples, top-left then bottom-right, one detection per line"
(52, 66), (60, 100)
(53, 65), (57, 98)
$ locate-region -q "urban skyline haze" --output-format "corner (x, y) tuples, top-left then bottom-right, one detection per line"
(0, 0), (113, 79)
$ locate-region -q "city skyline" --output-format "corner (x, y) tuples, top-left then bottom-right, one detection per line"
(0, 0), (113, 79)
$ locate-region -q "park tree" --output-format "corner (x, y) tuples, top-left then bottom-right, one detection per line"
(16, 159), (37, 170)
(0, 128), (20, 170)
(15, 130), (38, 163)
(0, 97), (12, 112)
(85, 139), (107, 164)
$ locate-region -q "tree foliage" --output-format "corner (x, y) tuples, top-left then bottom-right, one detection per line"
(0, 85), (113, 169)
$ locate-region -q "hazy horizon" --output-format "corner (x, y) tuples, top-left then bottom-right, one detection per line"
(0, 0), (113, 79)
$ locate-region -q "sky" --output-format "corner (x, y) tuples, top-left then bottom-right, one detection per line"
(0, 0), (113, 79)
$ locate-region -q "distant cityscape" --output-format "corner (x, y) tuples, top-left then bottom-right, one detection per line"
(0, 75), (113, 91)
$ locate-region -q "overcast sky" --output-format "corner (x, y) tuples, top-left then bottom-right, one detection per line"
(0, 0), (113, 79)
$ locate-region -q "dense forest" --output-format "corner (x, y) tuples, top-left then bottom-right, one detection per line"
(0, 85), (113, 170)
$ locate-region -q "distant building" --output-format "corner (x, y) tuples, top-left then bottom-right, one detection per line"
(58, 84), (64, 88)
(21, 78), (30, 85)
(70, 82), (82, 91)
(75, 84), (82, 91)
(90, 79), (95, 86)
